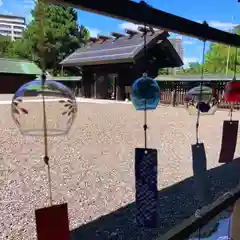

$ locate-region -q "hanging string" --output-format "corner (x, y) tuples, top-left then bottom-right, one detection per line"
(38, 0), (53, 206)
(195, 24), (207, 238)
(143, 23), (147, 73)
(142, 16), (148, 150)
(144, 99), (147, 149)
(41, 74), (53, 206)
(195, 39), (206, 144)
(230, 104), (233, 122)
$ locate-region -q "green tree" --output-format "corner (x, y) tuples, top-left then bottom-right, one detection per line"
(0, 36), (13, 58)
(203, 25), (240, 74)
(158, 68), (169, 75)
(178, 62), (202, 75)
(14, 1), (89, 75)
(176, 25), (240, 75)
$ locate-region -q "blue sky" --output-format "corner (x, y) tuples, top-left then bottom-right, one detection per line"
(0, 0), (239, 67)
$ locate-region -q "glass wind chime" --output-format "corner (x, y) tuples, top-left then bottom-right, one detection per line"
(11, 2), (77, 239)
(219, 48), (239, 163)
(131, 23), (160, 228)
(184, 34), (216, 209)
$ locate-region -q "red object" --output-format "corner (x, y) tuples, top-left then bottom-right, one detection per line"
(219, 120), (238, 163)
(35, 203), (70, 240)
(224, 81), (240, 102)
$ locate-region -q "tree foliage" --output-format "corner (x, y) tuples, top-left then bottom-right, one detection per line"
(158, 68), (169, 75)
(181, 62), (202, 74)
(0, 36), (12, 58)
(173, 25), (240, 75)
(1, 1), (89, 76)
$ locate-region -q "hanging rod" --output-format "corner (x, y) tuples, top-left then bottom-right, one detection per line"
(49, 0), (240, 47)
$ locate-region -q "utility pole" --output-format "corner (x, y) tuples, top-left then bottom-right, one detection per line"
(226, 16), (235, 76)
(226, 46), (231, 76)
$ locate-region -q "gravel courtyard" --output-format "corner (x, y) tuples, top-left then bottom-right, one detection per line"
(1, 101), (240, 239)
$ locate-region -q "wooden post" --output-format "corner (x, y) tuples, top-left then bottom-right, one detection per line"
(171, 83), (177, 107)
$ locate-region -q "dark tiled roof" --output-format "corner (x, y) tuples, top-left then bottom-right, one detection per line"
(61, 30), (178, 66)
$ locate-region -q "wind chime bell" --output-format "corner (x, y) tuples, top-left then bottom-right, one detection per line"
(11, 77), (77, 136)
(224, 76), (240, 102)
(184, 85), (218, 115)
(132, 73), (160, 111)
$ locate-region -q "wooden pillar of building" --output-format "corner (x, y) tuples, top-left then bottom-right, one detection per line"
(94, 73), (109, 99)
(116, 72), (125, 101)
(116, 84), (125, 100)
(81, 70), (94, 98)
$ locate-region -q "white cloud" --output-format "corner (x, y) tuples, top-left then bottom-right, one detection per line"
(87, 27), (101, 37)
(194, 20), (238, 31)
(0, 0), (2, 7)
(23, 0), (35, 9)
(119, 22), (140, 32)
(208, 21), (238, 31)
(119, 21), (160, 32)
(183, 40), (195, 45)
(23, 0), (34, 3)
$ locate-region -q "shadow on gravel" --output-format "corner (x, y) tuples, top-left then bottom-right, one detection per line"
(71, 157), (240, 240)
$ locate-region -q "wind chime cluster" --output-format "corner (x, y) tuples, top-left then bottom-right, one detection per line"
(9, 15), (240, 239)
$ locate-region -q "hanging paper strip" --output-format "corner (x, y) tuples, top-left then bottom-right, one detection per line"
(192, 143), (210, 206)
(35, 203), (70, 240)
(219, 120), (238, 163)
(135, 148), (158, 228)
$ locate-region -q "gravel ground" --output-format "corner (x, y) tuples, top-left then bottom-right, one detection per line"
(1, 101), (240, 239)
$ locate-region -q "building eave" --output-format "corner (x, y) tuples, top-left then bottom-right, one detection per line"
(61, 57), (134, 67)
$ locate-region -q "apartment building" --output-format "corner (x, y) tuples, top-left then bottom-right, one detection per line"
(169, 36), (184, 74)
(0, 14), (26, 41)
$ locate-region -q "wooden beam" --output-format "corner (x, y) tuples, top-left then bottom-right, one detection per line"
(49, 0), (240, 47)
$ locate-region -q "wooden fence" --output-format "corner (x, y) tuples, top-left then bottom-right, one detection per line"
(159, 81), (240, 110)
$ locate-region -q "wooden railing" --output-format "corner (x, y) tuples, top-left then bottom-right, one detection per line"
(159, 81), (240, 109)
(156, 186), (240, 240)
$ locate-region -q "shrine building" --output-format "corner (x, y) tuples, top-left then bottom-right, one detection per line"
(61, 27), (183, 100)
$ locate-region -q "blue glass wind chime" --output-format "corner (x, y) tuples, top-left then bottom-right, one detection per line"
(131, 23), (160, 228)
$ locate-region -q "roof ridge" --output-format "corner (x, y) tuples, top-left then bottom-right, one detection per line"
(60, 30), (171, 66)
